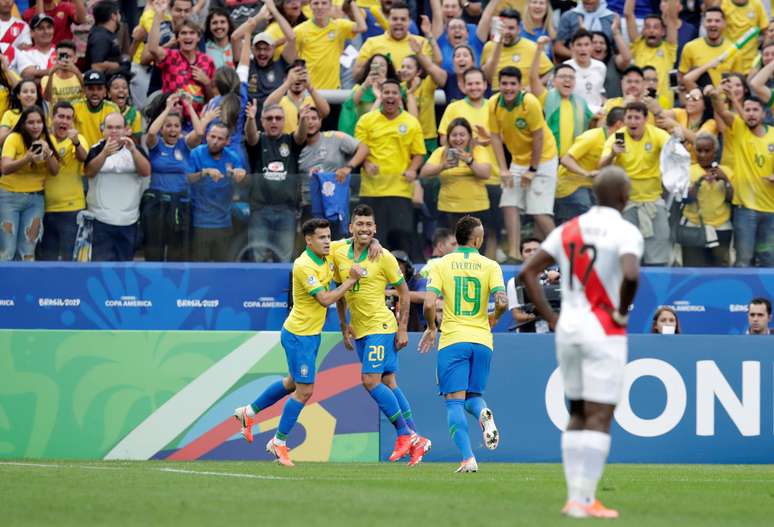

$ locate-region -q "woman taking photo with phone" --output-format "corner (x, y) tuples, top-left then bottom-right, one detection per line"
(0, 105), (60, 260)
(420, 117), (491, 228)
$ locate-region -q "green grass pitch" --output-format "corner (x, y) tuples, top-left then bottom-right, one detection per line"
(2, 461), (773, 526)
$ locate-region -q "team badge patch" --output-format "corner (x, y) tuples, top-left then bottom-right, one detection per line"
(768, 144), (774, 153)
(267, 71), (275, 83)
(307, 275), (318, 285)
(511, 54), (520, 62)
(174, 149), (183, 161)
(645, 142), (653, 152)
(299, 364), (309, 377)
(279, 143), (290, 157)
(398, 124), (408, 134)
(515, 117), (527, 129)
(328, 30), (336, 40)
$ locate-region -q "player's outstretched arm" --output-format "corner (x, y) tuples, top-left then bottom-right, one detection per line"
(617, 254), (640, 323)
(314, 265), (364, 307)
(419, 289), (439, 353)
(517, 249), (558, 330)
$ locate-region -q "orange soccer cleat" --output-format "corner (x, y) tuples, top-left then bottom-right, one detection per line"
(585, 500), (619, 519)
(266, 439), (295, 467)
(388, 434), (413, 462)
(233, 406), (255, 443)
(407, 436), (432, 467)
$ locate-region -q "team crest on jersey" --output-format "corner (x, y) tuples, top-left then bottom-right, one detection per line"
(768, 144), (774, 153)
(656, 49), (664, 58)
(515, 117), (527, 129)
(267, 71), (275, 83)
(59, 147), (65, 156)
(307, 275), (318, 285)
(174, 149), (183, 161)
(511, 54), (521, 63)
(57, 12), (65, 18)
(747, 10), (754, 18)
(398, 124), (407, 134)
(645, 142), (653, 152)
(329, 262), (334, 271)
(279, 143), (290, 157)
(299, 364), (309, 377)
(328, 30), (336, 40)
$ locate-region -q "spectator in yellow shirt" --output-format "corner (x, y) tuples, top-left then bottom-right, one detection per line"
(338, 53), (398, 136)
(353, 2), (436, 82)
(294, 0), (366, 89)
(420, 117), (491, 227)
(482, 8), (553, 91)
(0, 79), (43, 147)
(679, 7), (743, 89)
(706, 0), (768, 71)
(0, 105), (60, 260)
(108, 74), (142, 143)
(599, 101), (672, 265)
(355, 78), (426, 256)
(679, 132), (734, 267)
(708, 86), (774, 267)
(42, 41), (84, 106)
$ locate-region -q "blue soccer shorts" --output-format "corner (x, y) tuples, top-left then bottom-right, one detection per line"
(355, 333), (398, 374)
(281, 327), (321, 384)
(437, 342), (492, 395)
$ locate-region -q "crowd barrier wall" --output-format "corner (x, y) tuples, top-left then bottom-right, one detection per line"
(2, 331), (771, 463)
(0, 263), (772, 334)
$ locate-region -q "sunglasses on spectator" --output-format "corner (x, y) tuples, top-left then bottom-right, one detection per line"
(685, 93), (702, 101)
(263, 115), (284, 121)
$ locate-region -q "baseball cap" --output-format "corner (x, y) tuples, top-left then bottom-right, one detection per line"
(252, 32), (275, 46)
(30, 14), (54, 29)
(84, 70), (107, 86)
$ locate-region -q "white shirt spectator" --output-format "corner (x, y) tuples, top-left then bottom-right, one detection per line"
(0, 17), (31, 66)
(565, 58), (607, 113)
(86, 143), (148, 226)
(12, 46), (53, 75)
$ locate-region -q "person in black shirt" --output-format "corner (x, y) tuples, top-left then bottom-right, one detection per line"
(85, 1), (129, 77)
(243, 101), (307, 262)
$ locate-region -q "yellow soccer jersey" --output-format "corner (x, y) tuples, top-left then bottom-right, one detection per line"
(45, 134), (88, 212)
(427, 145), (490, 213)
(725, 115), (774, 213)
(601, 124), (670, 202)
(132, 8), (172, 63)
(42, 73), (83, 105)
(355, 109), (426, 199)
(556, 127), (607, 199)
(333, 243), (404, 338)
(438, 97), (500, 184)
(0, 108), (20, 130)
(73, 99), (121, 150)
(630, 38), (677, 108)
(279, 94), (315, 133)
(355, 33), (433, 73)
(683, 163), (734, 227)
(720, 0), (768, 71)
(411, 75), (438, 140)
(294, 18), (356, 89)
(678, 37), (743, 87)
(480, 38), (552, 91)
(0, 132), (50, 193)
(426, 247), (505, 351)
(284, 247), (336, 335)
(602, 98), (656, 125)
(488, 92), (557, 165)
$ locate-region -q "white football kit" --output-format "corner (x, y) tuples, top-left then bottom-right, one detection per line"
(541, 206), (644, 404)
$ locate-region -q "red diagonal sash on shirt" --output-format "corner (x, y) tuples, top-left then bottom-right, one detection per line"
(0, 21), (25, 62)
(561, 218), (625, 336)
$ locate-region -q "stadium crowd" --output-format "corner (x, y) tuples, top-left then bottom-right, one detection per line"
(0, 0), (772, 265)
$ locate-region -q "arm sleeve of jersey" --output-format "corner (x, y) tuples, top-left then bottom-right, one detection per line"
(618, 225), (645, 259)
(437, 107), (450, 136)
(425, 261), (442, 296)
(488, 97), (500, 134)
(338, 133), (360, 156)
(84, 140), (105, 165)
(185, 148), (201, 174)
(567, 130), (592, 159)
(600, 133), (615, 160)
(538, 52), (553, 76)
(506, 277), (520, 310)
(410, 120), (426, 156)
(540, 225), (564, 261)
(1, 132), (18, 158)
(354, 114), (368, 142)
(677, 45), (690, 74)
(296, 260), (325, 297)
(341, 19), (356, 40)
(525, 96), (544, 132)
(489, 262), (505, 294)
(384, 252), (405, 286)
(355, 38), (372, 65)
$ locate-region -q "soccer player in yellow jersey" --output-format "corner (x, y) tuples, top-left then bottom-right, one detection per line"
(234, 218), (364, 467)
(599, 102), (672, 265)
(334, 204), (432, 466)
(490, 66), (558, 263)
(420, 216), (508, 473)
(294, 0), (366, 89)
(708, 86), (774, 266)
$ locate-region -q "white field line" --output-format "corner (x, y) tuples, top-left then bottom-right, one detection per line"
(104, 332), (281, 460)
(157, 467), (298, 480)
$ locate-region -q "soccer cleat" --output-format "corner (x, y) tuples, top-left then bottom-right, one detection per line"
(454, 457), (478, 473)
(407, 436), (432, 467)
(585, 500), (619, 519)
(388, 434), (413, 462)
(479, 408), (499, 450)
(233, 406), (254, 443)
(266, 438), (295, 467)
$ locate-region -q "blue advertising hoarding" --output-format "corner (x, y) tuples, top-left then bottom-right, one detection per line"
(382, 334), (774, 463)
(0, 262), (771, 334)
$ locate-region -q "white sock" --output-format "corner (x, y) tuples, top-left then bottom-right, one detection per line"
(561, 430), (585, 503)
(245, 405), (256, 417)
(273, 435), (286, 446)
(579, 430), (611, 505)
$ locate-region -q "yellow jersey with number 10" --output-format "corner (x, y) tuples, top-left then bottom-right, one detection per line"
(426, 247), (505, 351)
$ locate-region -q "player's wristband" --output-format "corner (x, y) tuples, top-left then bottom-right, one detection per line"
(612, 311), (629, 326)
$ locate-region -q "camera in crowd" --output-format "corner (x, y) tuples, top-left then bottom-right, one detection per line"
(514, 272), (562, 331)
